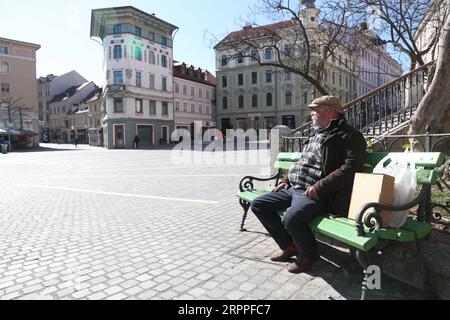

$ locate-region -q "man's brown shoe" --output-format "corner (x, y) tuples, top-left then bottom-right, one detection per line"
(287, 256), (317, 274)
(270, 249), (298, 262)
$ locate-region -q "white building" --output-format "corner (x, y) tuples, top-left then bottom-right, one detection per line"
(173, 62), (216, 136)
(48, 81), (99, 143)
(37, 70), (88, 142)
(357, 25), (403, 97)
(90, 6), (178, 149)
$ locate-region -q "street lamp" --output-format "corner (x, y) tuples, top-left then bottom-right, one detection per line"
(1, 101), (12, 150)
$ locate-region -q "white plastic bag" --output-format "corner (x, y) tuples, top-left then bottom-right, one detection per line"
(372, 151), (417, 228)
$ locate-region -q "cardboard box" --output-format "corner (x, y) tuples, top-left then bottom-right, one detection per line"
(348, 173), (395, 228)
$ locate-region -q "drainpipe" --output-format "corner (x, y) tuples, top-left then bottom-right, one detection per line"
(275, 66), (278, 125)
(171, 27), (180, 142)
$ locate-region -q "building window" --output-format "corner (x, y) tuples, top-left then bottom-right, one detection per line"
(1, 83), (10, 93)
(265, 48), (273, 60)
(237, 54), (244, 64)
(285, 91), (292, 105)
(114, 98), (123, 113)
(223, 97), (228, 110)
(136, 71), (142, 87)
(266, 93), (272, 107)
(175, 82), (179, 93)
(149, 51), (155, 64)
(161, 55), (167, 68)
(238, 95), (244, 109)
(222, 76), (227, 88)
(0, 62), (9, 73)
(149, 100), (156, 115)
(113, 45), (122, 59)
(251, 72), (258, 85)
(149, 74), (155, 89)
(161, 37), (168, 46)
(136, 99), (143, 113)
(113, 71), (123, 85)
(175, 101), (180, 112)
(135, 47), (142, 61)
(221, 55), (228, 66)
(183, 85), (187, 95)
(162, 77), (167, 92)
(284, 44), (292, 57)
(266, 70), (272, 83)
(113, 24), (122, 34)
(199, 104), (203, 114)
(135, 26), (142, 37)
(251, 49), (257, 62)
(252, 94), (258, 108)
(206, 90), (210, 99)
(191, 104), (195, 113)
(285, 71), (292, 81)
(238, 74), (244, 86)
(183, 102), (187, 112)
(162, 102), (168, 116)
(199, 88), (202, 98)
(206, 106), (210, 114)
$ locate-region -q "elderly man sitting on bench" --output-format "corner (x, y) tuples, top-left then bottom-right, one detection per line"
(251, 96), (366, 273)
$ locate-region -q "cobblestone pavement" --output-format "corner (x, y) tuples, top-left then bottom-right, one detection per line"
(0, 144), (429, 300)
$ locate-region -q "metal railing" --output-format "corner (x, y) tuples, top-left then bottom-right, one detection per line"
(292, 61), (436, 138)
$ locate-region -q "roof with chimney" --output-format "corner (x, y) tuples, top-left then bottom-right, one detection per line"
(214, 19), (299, 49)
(173, 62), (216, 87)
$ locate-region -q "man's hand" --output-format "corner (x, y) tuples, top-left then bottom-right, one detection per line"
(304, 186), (319, 200)
(272, 183), (290, 193)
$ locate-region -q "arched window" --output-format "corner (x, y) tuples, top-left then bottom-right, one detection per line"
(223, 97), (228, 110)
(285, 91), (292, 105)
(0, 62), (9, 74)
(252, 94), (258, 108)
(238, 95), (244, 109)
(266, 93), (272, 107)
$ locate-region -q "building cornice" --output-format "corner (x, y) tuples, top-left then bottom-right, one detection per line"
(91, 6), (178, 38)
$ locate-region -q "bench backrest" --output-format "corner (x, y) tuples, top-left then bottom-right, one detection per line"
(275, 152), (446, 185)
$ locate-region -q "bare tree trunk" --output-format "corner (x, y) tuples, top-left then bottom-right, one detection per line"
(409, 13), (450, 140)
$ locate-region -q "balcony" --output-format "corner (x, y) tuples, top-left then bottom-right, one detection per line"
(107, 85), (126, 93)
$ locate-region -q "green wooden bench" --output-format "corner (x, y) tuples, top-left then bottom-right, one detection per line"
(236, 151), (446, 299)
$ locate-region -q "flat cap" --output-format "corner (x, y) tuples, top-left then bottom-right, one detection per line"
(308, 95), (343, 112)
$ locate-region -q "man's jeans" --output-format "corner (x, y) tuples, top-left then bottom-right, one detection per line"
(251, 188), (325, 260)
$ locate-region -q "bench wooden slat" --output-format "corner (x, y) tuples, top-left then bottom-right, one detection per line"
(416, 169), (438, 185)
(309, 217), (378, 252)
(274, 161), (297, 170)
(277, 152), (302, 161)
(236, 188), (272, 203)
(400, 218), (432, 240)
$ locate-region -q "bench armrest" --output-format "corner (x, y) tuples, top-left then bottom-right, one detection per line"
(355, 186), (430, 236)
(239, 172), (280, 192)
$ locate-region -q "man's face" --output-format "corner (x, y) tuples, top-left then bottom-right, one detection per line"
(311, 105), (337, 128)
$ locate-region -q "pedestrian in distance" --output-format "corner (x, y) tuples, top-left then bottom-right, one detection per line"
(74, 137), (78, 148)
(134, 135), (140, 149)
(251, 96), (366, 274)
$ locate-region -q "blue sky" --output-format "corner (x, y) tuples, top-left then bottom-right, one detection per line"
(0, 0), (264, 85)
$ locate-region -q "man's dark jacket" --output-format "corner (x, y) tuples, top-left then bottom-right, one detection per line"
(296, 117), (366, 216)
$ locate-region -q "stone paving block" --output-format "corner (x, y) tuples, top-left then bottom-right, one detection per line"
(71, 289), (91, 299)
(104, 285), (123, 296)
(124, 286), (144, 296)
(138, 290), (158, 300)
(1, 291), (21, 300)
(88, 292), (107, 300)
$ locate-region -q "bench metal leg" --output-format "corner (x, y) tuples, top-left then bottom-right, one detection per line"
(239, 199), (250, 232)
